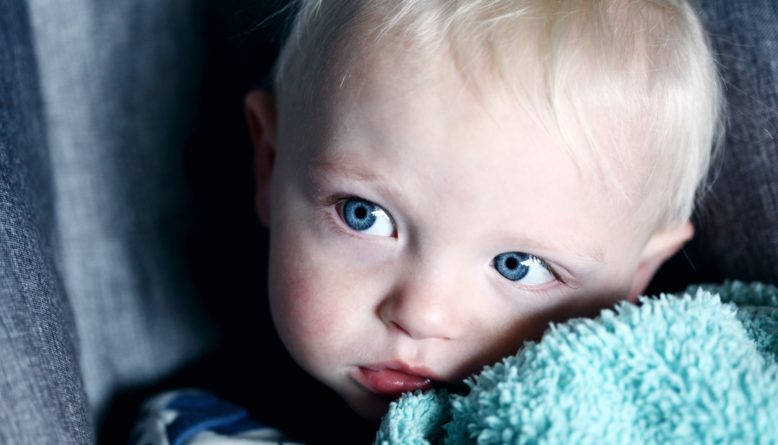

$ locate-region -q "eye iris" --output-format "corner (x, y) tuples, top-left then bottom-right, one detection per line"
(494, 252), (530, 281)
(343, 198), (376, 231)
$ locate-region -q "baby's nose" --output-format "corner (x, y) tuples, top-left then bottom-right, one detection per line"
(377, 273), (469, 341)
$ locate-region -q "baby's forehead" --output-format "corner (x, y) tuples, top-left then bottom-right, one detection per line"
(275, 0), (718, 231)
(294, 43), (649, 208)
(288, 54), (652, 238)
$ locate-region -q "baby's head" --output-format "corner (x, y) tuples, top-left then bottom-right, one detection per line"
(246, 0), (722, 420)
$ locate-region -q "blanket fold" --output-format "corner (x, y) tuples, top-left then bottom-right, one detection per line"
(375, 281), (778, 444)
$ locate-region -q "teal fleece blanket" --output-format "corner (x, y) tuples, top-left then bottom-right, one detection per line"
(375, 281), (778, 444)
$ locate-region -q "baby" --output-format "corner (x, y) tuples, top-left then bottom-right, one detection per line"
(136, 0), (723, 442)
(244, 0), (721, 421)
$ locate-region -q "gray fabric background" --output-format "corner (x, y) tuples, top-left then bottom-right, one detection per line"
(1, 0), (92, 442)
(693, 0), (778, 280)
(652, 0), (778, 289)
(27, 0), (217, 420)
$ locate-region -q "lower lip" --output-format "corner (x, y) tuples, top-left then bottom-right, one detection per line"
(352, 367), (434, 398)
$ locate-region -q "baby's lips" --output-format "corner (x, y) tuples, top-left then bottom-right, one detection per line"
(351, 362), (438, 398)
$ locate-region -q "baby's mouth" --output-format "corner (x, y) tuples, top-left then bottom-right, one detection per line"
(351, 361), (450, 398)
(353, 366), (433, 398)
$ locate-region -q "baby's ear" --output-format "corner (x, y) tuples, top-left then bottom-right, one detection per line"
(627, 221), (694, 302)
(245, 90), (277, 226)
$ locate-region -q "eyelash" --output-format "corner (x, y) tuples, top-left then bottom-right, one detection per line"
(319, 195), (389, 241)
(493, 256), (566, 289)
(320, 194), (568, 287)
(494, 255), (556, 276)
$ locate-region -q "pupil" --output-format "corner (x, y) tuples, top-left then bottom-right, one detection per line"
(493, 252), (531, 282)
(342, 198), (379, 232)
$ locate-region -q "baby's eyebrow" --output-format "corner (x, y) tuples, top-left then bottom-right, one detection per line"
(574, 249), (604, 264)
(307, 155), (384, 184)
(492, 227), (605, 265)
(307, 156), (412, 215)
(530, 240), (605, 264)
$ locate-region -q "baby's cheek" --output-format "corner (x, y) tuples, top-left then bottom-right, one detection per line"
(271, 263), (327, 338)
(268, 248), (355, 371)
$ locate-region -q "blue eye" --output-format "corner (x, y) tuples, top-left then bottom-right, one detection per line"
(340, 198), (395, 237)
(493, 252), (555, 285)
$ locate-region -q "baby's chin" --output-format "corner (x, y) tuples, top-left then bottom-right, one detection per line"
(342, 380), (471, 422)
(344, 391), (393, 421)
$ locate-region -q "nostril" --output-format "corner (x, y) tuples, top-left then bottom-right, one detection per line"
(389, 320), (454, 341)
(390, 321), (411, 336)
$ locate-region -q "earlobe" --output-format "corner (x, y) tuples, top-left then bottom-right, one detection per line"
(627, 221), (694, 302)
(245, 90), (277, 226)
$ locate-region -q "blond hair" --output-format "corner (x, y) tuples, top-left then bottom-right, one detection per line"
(272, 0), (724, 230)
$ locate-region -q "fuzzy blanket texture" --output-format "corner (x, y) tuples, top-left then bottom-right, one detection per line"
(374, 281), (778, 444)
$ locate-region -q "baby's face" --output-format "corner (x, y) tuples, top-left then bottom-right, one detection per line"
(251, 49), (688, 420)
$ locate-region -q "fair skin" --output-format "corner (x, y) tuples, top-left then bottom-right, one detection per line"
(245, 46), (693, 421)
